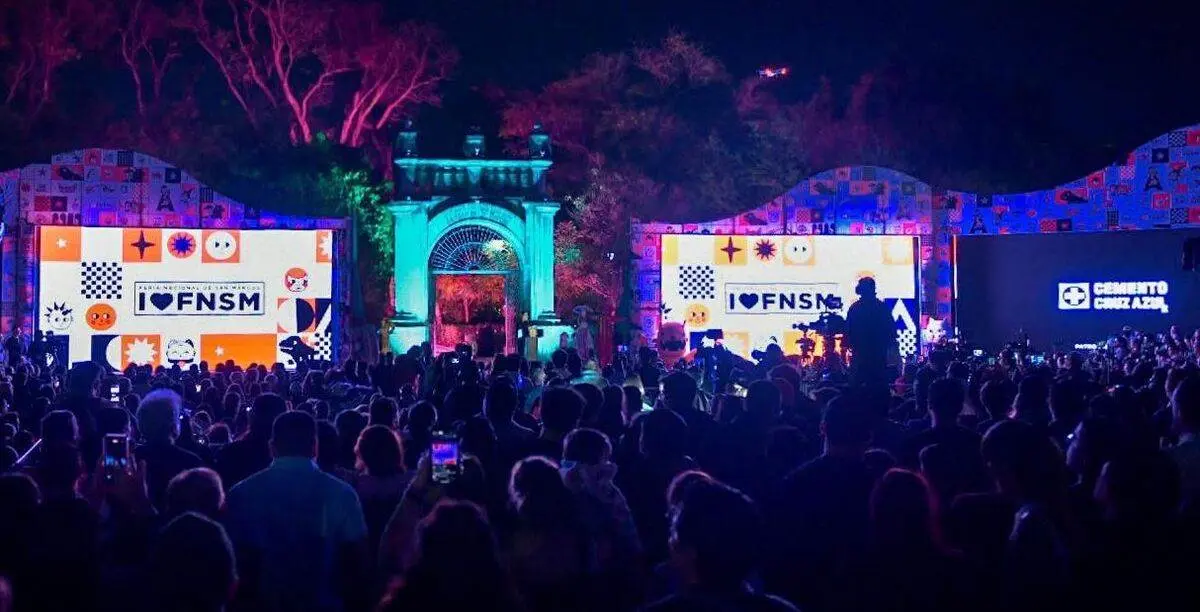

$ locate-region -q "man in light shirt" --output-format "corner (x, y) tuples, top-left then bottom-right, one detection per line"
(224, 411), (369, 612)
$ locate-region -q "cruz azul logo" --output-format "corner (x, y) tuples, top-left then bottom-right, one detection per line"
(134, 281), (265, 316)
(1057, 281), (1170, 314)
(724, 282), (843, 315)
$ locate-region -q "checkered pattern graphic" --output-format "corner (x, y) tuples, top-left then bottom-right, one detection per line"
(1106, 209), (1120, 228)
(310, 333), (332, 361)
(1170, 208), (1190, 225)
(898, 328), (917, 357)
(80, 262), (123, 300)
(1169, 131), (1188, 148)
(677, 265), (715, 300)
(116, 151), (134, 167)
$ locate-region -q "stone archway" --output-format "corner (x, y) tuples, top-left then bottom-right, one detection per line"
(427, 224), (522, 354)
(385, 199), (564, 357)
(383, 126), (569, 359)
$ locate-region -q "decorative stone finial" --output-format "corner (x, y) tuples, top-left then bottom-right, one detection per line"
(529, 122), (551, 160)
(396, 119), (418, 158)
(464, 126), (486, 158)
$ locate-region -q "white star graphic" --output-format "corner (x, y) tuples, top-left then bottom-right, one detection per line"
(124, 338), (158, 365)
(215, 346), (225, 356)
(319, 232), (333, 259)
(56, 238), (67, 249)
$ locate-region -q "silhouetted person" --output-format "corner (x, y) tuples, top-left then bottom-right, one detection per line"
(224, 411), (369, 612)
(135, 390), (203, 512)
(845, 277), (895, 392)
(642, 481), (797, 611)
(148, 512), (238, 612)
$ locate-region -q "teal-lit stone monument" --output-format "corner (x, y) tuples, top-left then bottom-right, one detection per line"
(385, 122), (570, 360)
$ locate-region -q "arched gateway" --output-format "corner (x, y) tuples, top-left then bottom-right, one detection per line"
(385, 125), (570, 359)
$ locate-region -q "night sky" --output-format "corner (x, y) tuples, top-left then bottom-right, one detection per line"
(397, 0), (1200, 190)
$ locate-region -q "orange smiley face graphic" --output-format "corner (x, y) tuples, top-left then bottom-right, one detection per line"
(684, 303), (711, 327)
(85, 303), (117, 331)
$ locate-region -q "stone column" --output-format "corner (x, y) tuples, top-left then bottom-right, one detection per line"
(386, 201), (431, 352)
(522, 200), (560, 321)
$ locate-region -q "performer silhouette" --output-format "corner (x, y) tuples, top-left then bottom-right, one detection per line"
(845, 277), (896, 391)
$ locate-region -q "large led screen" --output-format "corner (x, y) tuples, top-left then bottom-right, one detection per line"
(954, 229), (1200, 351)
(37, 226), (335, 370)
(659, 234), (921, 359)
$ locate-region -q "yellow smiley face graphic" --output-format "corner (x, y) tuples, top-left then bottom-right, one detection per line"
(684, 303), (711, 327)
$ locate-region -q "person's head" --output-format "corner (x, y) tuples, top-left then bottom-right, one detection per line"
(40, 410), (79, 445)
(35, 443), (83, 497)
(821, 396), (872, 454)
(539, 387), (584, 436)
(1172, 375), (1200, 434)
(1049, 379), (1085, 423)
(166, 468), (225, 520)
(484, 378), (519, 423)
(1064, 416), (1123, 483)
(572, 382), (604, 424)
(919, 443), (958, 503)
(864, 448), (898, 482)
(855, 276), (877, 298)
(622, 385), (644, 418)
(355, 424), (405, 477)
(1095, 452), (1181, 522)
(669, 482), (762, 589)
(316, 420), (340, 472)
(745, 379), (782, 422)
(404, 401), (438, 433)
(640, 408), (688, 460)
(368, 396), (399, 428)
(765, 426), (808, 475)
(551, 348), (569, 370)
(206, 423), (231, 446)
(981, 420), (1066, 502)
(811, 386), (840, 411)
(562, 428), (612, 465)
(0, 472), (40, 522)
(870, 468), (943, 553)
(927, 378), (965, 425)
(379, 499), (509, 608)
(270, 411), (317, 459)
(444, 385), (484, 423)
(665, 469), (714, 512)
(508, 456), (574, 525)
(769, 364), (802, 400)
(137, 389), (183, 443)
(715, 394), (745, 425)
(65, 362), (101, 396)
(566, 352), (583, 377)
(599, 385), (626, 426)
(979, 379), (1017, 421)
(97, 406), (132, 436)
(661, 371), (699, 413)
(149, 512), (237, 612)
(1012, 376), (1050, 424)
(249, 393), (288, 437)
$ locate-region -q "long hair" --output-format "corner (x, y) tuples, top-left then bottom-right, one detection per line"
(509, 456), (579, 529)
(869, 468), (948, 556)
(354, 425), (405, 477)
(378, 500), (523, 611)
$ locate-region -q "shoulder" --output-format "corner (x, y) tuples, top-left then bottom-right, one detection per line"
(227, 470), (264, 498)
(317, 468), (363, 501)
(638, 595), (686, 612)
(172, 445), (204, 465)
(640, 593), (800, 612)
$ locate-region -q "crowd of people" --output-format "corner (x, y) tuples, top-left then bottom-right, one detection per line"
(0, 325), (1198, 612)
